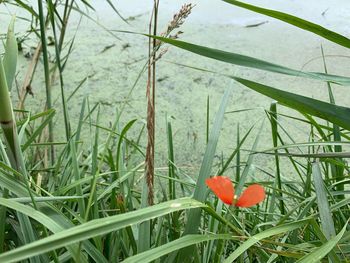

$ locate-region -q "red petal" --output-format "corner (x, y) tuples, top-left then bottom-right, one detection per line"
(205, 176), (234, 205)
(235, 184), (265, 208)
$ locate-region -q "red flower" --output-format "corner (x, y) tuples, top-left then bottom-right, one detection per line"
(205, 176), (265, 207)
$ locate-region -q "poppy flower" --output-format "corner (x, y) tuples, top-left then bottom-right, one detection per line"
(205, 176), (265, 207)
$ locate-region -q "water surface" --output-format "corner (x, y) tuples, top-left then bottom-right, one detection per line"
(1, 0), (350, 176)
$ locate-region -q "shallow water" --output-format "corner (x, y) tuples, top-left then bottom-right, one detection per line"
(1, 0), (350, 176)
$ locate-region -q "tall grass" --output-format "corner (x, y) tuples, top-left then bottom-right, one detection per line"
(0, 1), (349, 262)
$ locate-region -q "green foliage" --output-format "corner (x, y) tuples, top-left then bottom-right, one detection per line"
(3, 16), (17, 92)
(148, 35), (350, 85)
(223, 0), (350, 49)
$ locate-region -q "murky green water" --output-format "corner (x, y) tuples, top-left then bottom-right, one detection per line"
(1, 0), (350, 175)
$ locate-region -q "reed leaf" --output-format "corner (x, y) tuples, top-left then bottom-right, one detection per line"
(296, 221), (348, 263)
(224, 219), (310, 262)
(312, 162), (336, 240)
(235, 121), (263, 196)
(269, 102), (285, 215)
(178, 88), (232, 262)
(222, 0), (350, 49)
(0, 162), (108, 262)
(149, 35), (350, 86)
(232, 77), (350, 131)
(123, 234), (234, 263)
(0, 198), (204, 263)
(0, 198), (101, 263)
(184, 88), (232, 234)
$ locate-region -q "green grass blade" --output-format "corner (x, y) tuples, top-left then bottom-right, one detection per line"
(321, 47), (344, 198)
(69, 138), (86, 218)
(84, 104), (101, 221)
(184, 88), (232, 234)
(206, 96), (210, 144)
(217, 125), (253, 176)
(22, 109), (56, 151)
(138, 177), (151, 252)
(235, 120), (263, 196)
(296, 221), (348, 263)
(308, 219), (341, 263)
(16, 213), (41, 263)
(224, 219), (310, 262)
(0, 198), (203, 263)
(67, 77), (88, 103)
(106, 0), (129, 24)
(115, 119), (137, 180)
(232, 77), (350, 131)
(222, 0), (350, 49)
(13, 0), (39, 18)
(37, 0), (54, 163)
(10, 196), (85, 203)
(0, 198), (102, 263)
(203, 202), (223, 263)
(47, 0), (71, 140)
(235, 124), (241, 182)
(123, 234), (233, 263)
(0, 162), (107, 263)
(312, 162), (336, 239)
(177, 88), (231, 262)
(149, 35), (350, 85)
(166, 116), (176, 200)
(269, 102), (284, 215)
(97, 163), (144, 202)
(80, 0), (95, 10)
(75, 96), (87, 142)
